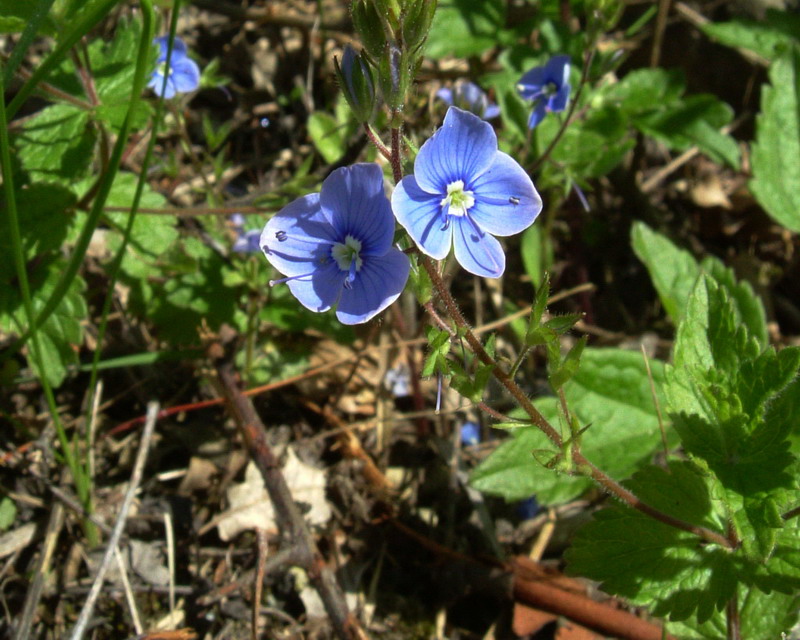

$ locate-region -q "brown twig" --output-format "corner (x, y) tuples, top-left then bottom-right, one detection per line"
(214, 358), (367, 640)
(511, 556), (675, 640)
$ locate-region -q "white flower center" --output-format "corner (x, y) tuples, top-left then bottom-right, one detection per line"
(331, 236), (363, 284)
(440, 180), (475, 218)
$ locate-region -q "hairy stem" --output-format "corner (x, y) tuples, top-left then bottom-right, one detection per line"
(420, 256), (734, 550)
(364, 123), (391, 160)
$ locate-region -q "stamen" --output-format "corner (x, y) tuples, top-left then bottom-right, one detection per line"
(269, 271), (315, 287)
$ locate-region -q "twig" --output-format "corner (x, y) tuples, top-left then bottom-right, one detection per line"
(164, 511), (176, 614)
(214, 359), (367, 640)
(15, 500), (65, 638)
(115, 545), (144, 634)
(650, 0), (671, 68)
(69, 402), (160, 640)
(254, 528), (269, 640)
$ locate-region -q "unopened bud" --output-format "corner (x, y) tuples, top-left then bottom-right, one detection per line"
(334, 45), (377, 123)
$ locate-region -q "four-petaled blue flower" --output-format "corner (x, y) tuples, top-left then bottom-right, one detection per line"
(260, 164), (410, 325)
(436, 81), (500, 121)
(516, 55), (571, 129)
(392, 107), (542, 278)
(148, 36), (200, 99)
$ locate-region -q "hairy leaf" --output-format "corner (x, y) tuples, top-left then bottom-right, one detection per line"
(750, 47), (800, 232)
(471, 348), (671, 504)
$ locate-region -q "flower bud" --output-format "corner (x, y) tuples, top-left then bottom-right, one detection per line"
(335, 45), (377, 123)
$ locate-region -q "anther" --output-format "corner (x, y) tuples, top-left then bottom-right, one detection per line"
(509, 196), (520, 205)
(275, 230), (288, 242)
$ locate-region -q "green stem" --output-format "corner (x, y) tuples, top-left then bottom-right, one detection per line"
(1, 0), (156, 367)
(0, 63), (92, 542)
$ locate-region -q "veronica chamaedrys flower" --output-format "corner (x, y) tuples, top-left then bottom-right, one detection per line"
(436, 81), (500, 120)
(148, 36), (200, 99)
(516, 55), (571, 129)
(260, 164), (410, 325)
(392, 107), (542, 278)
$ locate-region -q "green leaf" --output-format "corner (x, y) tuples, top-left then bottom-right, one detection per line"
(0, 0), (54, 33)
(632, 222), (768, 346)
(0, 497), (16, 531)
(0, 259), (87, 387)
(88, 18), (153, 131)
(426, 0), (508, 59)
(631, 221), (700, 325)
(750, 47), (800, 232)
(520, 224), (545, 289)
(16, 103), (96, 183)
(0, 183), (77, 283)
(701, 10), (800, 61)
(471, 348), (673, 504)
(565, 461), (743, 623)
(668, 584), (800, 640)
(308, 112), (348, 164)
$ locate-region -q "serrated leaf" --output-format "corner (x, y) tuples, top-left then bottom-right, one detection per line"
(750, 47), (800, 232)
(632, 222), (768, 345)
(668, 583), (800, 639)
(565, 461), (735, 623)
(471, 348), (673, 504)
(16, 103), (96, 183)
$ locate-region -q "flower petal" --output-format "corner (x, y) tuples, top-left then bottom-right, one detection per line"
(528, 101), (547, 129)
(452, 216), (505, 278)
(545, 55), (571, 86)
(172, 57), (200, 93)
(483, 103), (501, 119)
(469, 151), (542, 236)
(154, 36), (188, 62)
(260, 193), (336, 276)
(517, 66), (546, 98)
(414, 107), (497, 193)
(320, 164), (394, 255)
(286, 262), (345, 313)
(549, 82), (571, 112)
(336, 248), (410, 324)
(436, 87), (454, 105)
(392, 175), (453, 259)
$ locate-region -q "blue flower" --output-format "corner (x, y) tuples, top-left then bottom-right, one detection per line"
(148, 36), (200, 99)
(460, 421), (481, 446)
(436, 81), (500, 120)
(516, 55), (571, 129)
(260, 164), (410, 325)
(392, 107), (542, 278)
(229, 214), (262, 252)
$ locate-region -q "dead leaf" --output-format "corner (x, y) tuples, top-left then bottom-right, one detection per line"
(217, 447), (331, 541)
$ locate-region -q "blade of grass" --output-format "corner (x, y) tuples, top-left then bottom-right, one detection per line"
(2, 0), (57, 87)
(5, 0), (119, 120)
(0, 64), (87, 539)
(2, 0), (156, 367)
